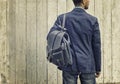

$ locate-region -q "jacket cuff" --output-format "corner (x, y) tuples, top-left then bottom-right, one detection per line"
(96, 68), (101, 72)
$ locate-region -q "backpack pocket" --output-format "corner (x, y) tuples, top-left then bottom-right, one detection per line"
(51, 50), (65, 67)
(47, 46), (66, 67)
(47, 42), (73, 67)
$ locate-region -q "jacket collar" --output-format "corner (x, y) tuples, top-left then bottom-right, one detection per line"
(71, 7), (86, 13)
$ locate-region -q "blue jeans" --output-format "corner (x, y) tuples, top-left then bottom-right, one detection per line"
(62, 71), (96, 84)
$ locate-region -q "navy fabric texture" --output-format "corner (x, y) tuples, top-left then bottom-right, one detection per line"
(47, 8), (101, 73)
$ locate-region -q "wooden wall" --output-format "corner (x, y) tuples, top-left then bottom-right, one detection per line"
(0, 0), (120, 84)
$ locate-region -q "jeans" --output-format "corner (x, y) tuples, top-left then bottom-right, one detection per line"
(62, 71), (96, 84)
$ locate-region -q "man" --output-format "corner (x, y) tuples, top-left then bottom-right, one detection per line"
(48, 0), (101, 84)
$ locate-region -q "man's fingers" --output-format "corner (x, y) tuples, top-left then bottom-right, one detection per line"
(95, 74), (99, 78)
(95, 72), (101, 78)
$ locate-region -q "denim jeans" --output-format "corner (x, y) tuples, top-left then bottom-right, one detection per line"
(62, 71), (96, 84)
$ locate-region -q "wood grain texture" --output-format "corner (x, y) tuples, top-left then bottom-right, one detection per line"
(0, 0), (8, 83)
(0, 0), (6, 74)
(66, 0), (74, 12)
(26, 0), (37, 84)
(112, 0), (120, 82)
(87, 0), (95, 15)
(8, 0), (16, 84)
(102, 0), (112, 83)
(15, 0), (27, 83)
(36, 0), (47, 84)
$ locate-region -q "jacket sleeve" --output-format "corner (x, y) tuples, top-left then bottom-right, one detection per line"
(92, 18), (101, 72)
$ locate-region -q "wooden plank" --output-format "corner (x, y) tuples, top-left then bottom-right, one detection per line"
(0, 0), (7, 80)
(26, 0), (37, 84)
(47, 0), (58, 84)
(5, 4), (9, 82)
(6, 0), (10, 84)
(57, 0), (67, 84)
(66, 0), (74, 12)
(36, 0), (47, 84)
(101, 0), (112, 83)
(6, 1), (10, 84)
(7, 0), (16, 84)
(58, 0), (66, 14)
(0, 0), (8, 80)
(3, 0), (9, 82)
(15, 0), (27, 84)
(112, 0), (120, 83)
(0, 3), (8, 80)
(87, 0), (95, 15)
(94, 0), (104, 83)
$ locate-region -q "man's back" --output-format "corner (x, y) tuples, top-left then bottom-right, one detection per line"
(50, 7), (101, 73)
(65, 7), (101, 73)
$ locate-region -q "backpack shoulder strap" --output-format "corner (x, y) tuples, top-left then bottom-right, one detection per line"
(52, 32), (65, 49)
(62, 14), (66, 28)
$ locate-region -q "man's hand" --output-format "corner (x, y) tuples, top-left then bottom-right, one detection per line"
(95, 72), (101, 78)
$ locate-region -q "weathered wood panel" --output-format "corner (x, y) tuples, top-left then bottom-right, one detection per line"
(66, 0), (74, 12)
(0, 0), (8, 84)
(102, 0), (112, 83)
(87, 0), (95, 15)
(15, 0), (27, 83)
(36, 0), (47, 84)
(112, 0), (120, 83)
(26, 0), (37, 84)
(8, 0), (16, 84)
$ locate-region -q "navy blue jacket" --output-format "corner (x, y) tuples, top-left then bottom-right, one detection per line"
(47, 8), (101, 73)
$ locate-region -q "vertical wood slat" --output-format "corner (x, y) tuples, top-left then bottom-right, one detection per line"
(8, 0), (16, 84)
(47, 0), (58, 84)
(0, 1), (6, 73)
(94, 0), (104, 83)
(112, 0), (120, 83)
(57, 0), (67, 84)
(66, 0), (74, 12)
(0, 0), (6, 74)
(36, 0), (47, 84)
(5, 0), (9, 83)
(102, 0), (112, 83)
(26, 0), (37, 84)
(0, 0), (8, 83)
(87, 0), (95, 15)
(15, 0), (27, 84)
(6, 0), (9, 82)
